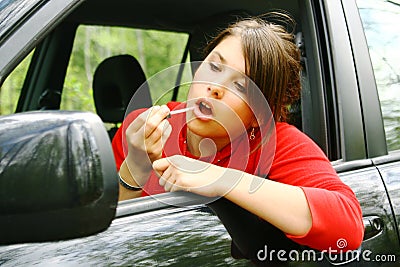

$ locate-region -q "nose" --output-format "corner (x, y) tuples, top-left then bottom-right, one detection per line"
(207, 84), (224, 99)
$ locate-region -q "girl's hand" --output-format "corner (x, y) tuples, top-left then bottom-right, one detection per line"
(125, 105), (172, 184)
(153, 155), (242, 198)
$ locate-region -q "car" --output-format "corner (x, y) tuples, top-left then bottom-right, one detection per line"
(0, 0), (399, 266)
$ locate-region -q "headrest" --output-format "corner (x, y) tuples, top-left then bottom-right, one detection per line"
(93, 54), (152, 123)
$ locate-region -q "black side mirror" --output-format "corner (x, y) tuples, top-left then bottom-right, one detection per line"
(0, 111), (119, 244)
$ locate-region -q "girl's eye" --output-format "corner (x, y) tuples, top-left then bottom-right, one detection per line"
(234, 81), (247, 93)
(209, 62), (222, 72)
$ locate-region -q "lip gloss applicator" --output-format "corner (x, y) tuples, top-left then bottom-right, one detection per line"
(166, 106), (194, 118)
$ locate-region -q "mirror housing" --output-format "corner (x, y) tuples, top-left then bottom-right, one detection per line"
(0, 111), (119, 244)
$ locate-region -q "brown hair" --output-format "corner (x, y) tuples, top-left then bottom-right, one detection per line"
(204, 13), (302, 123)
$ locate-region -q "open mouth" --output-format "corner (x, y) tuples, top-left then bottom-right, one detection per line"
(193, 99), (214, 119)
(198, 101), (213, 115)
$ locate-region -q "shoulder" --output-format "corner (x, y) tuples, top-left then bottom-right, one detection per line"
(275, 122), (305, 138)
(275, 122), (321, 151)
(273, 122), (329, 163)
(269, 123), (337, 186)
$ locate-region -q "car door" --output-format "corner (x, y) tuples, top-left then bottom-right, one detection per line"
(354, 0), (400, 255)
(0, 197), (252, 266)
(317, 0), (400, 264)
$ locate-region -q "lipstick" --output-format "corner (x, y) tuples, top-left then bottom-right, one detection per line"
(166, 107), (194, 118)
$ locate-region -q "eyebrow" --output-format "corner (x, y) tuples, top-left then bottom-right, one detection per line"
(211, 51), (226, 63)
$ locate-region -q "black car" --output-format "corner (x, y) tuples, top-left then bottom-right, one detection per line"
(0, 0), (399, 266)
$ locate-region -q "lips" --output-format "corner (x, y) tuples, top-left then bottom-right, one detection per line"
(194, 98), (214, 119)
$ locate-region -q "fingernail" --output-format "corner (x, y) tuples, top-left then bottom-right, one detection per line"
(161, 105), (170, 114)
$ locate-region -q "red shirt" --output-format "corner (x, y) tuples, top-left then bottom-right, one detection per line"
(112, 102), (363, 251)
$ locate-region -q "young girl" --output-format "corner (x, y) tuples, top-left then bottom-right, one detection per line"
(112, 14), (364, 262)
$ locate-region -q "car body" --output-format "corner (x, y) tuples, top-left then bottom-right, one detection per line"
(0, 0), (399, 266)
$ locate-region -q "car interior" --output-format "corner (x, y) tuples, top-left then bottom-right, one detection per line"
(92, 54), (152, 138)
(20, 0), (336, 159)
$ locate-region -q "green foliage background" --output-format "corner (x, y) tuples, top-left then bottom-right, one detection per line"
(0, 25), (190, 115)
(62, 26), (190, 112)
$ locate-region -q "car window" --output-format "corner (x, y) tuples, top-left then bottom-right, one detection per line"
(0, 51), (33, 115)
(61, 25), (190, 113)
(0, 25), (189, 117)
(357, 0), (400, 151)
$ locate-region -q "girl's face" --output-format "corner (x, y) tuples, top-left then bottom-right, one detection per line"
(186, 35), (256, 144)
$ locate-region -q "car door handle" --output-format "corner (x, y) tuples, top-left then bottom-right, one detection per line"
(363, 216), (383, 240)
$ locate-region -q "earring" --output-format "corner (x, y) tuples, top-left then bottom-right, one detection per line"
(249, 127), (256, 140)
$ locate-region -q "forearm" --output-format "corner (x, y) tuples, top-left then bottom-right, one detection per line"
(124, 150), (155, 186)
(221, 171), (312, 236)
(119, 150), (159, 201)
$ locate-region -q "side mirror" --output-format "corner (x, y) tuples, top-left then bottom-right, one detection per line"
(0, 111), (119, 244)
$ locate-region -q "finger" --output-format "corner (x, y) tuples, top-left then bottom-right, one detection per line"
(161, 121), (172, 145)
(170, 183), (183, 193)
(158, 169), (168, 187)
(126, 106), (159, 134)
(144, 140), (163, 162)
(153, 157), (171, 174)
(145, 120), (171, 146)
(163, 173), (176, 192)
(144, 105), (170, 138)
(158, 163), (174, 188)
(170, 180), (191, 193)
(145, 121), (172, 160)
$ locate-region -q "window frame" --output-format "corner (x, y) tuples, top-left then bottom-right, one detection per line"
(355, 0), (400, 154)
(342, 0), (388, 158)
(0, 0), (82, 85)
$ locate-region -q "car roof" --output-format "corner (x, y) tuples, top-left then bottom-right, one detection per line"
(67, 0), (301, 33)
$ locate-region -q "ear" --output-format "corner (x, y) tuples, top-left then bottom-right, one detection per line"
(250, 117), (259, 128)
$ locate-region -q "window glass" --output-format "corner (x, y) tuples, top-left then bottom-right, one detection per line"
(0, 51), (33, 115)
(61, 25), (190, 112)
(357, 0), (400, 151)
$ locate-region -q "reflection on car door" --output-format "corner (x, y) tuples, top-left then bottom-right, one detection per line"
(338, 163), (400, 264)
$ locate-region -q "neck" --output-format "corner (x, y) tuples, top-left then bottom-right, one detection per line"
(186, 130), (230, 157)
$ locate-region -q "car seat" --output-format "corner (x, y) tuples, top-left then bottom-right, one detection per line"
(93, 54), (152, 139)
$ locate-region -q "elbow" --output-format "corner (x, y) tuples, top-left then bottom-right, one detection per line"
(286, 206), (364, 252)
(342, 217), (364, 251)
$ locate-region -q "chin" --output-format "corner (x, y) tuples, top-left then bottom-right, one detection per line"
(187, 120), (228, 139)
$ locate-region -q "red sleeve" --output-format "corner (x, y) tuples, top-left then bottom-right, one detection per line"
(111, 126), (124, 171)
(269, 123), (364, 251)
(111, 108), (146, 171)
